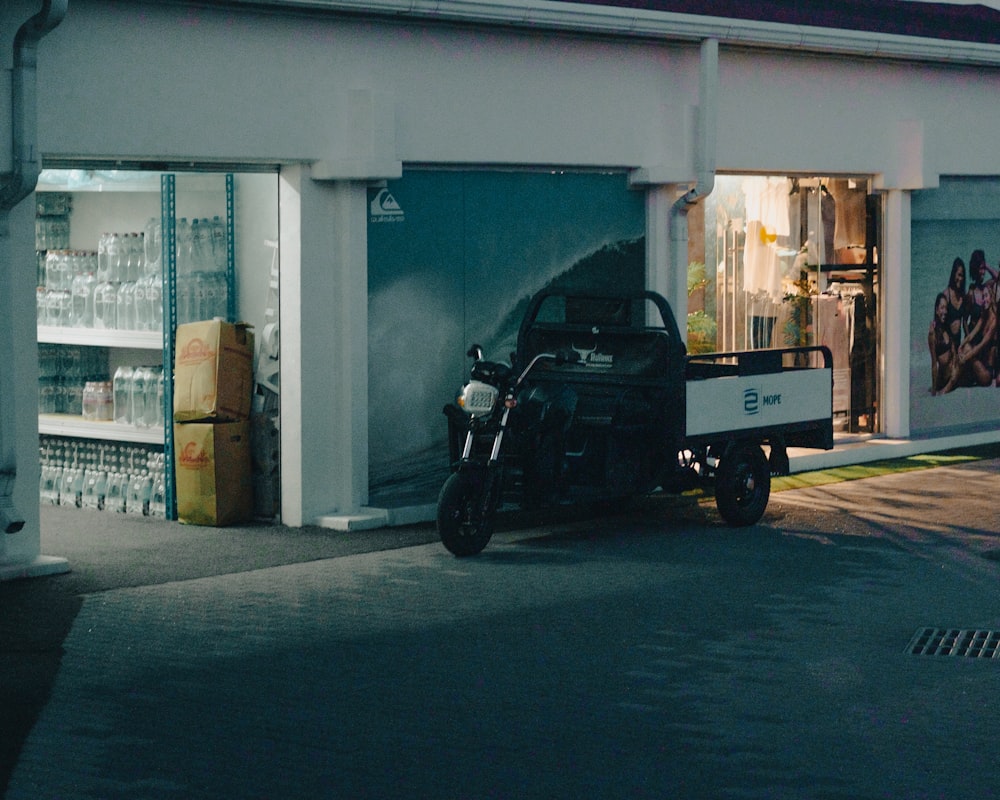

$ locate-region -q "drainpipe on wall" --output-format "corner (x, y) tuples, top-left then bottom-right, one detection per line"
(0, 0), (68, 534)
(670, 37), (718, 332)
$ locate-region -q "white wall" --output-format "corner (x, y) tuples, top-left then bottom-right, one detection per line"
(31, 2), (1000, 183)
(37, 2), (700, 170)
(718, 49), (1000, 182)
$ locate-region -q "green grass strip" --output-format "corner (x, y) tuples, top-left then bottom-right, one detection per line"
(772, 442), (1000, 492)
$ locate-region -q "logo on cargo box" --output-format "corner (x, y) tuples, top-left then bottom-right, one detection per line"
(179, 337), (216, 365)
(178, 441), (211, 468)
(744, 387), (782, 415)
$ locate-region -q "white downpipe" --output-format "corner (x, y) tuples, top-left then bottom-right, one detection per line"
(669, 37), (717, 339)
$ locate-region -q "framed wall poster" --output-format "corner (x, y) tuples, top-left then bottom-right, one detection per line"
(910, 177), (1000, 435)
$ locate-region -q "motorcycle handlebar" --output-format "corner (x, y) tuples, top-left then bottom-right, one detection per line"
(516, 348), (580, 384)
(466, 345), (579, 387)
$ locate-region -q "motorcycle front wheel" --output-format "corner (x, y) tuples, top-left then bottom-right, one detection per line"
(437, 472), (494, 556)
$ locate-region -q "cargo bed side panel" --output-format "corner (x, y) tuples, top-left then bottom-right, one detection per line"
(685, 369), (832, 438)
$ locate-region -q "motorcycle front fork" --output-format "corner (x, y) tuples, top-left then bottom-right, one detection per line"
(459, 408), (511, 519)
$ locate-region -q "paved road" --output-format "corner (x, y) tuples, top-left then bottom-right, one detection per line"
(5, 460), (1000, 799)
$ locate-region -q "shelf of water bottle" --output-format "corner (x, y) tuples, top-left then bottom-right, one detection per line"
(38, 269), (230, 333)
(39, 346), (166, 444)
(39, 438), (168, 518)
(36, 214), (231, 333)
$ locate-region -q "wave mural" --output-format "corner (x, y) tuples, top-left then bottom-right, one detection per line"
(368, 235), (645, 508)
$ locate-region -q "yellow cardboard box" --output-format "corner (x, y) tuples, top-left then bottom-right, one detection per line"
(174, 320), (255, 422)
(174, 421), (253, 526)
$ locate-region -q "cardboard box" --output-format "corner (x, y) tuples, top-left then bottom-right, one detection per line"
(174, 421), (253, 526)
(174, 320), (255, 423)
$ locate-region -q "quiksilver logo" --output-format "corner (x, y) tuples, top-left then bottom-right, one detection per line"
(370, 188), (404, 222)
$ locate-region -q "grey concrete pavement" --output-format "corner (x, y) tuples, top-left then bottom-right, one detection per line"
(5, 460), (1000, 799)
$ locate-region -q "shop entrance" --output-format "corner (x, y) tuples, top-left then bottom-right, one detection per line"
(35, 165), (280, 523)
(697, 175), (880, 434)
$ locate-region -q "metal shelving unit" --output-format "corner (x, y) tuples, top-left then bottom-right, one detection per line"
(37, 170), (237, 520)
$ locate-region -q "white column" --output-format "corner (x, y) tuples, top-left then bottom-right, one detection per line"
(280, 166), (376, 529)
(0, 201), (68, 579)
(278, 167), (305, 527)
(881, 189), (910, 438)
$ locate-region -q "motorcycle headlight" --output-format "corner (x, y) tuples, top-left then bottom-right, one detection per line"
(457, 380), (499, 417)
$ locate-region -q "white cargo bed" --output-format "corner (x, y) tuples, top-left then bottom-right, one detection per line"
(683, 347), (834, 448)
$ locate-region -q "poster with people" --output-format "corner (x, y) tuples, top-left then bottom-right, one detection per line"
(928, 251), (997, 395)
(911, 177), (1000, 434)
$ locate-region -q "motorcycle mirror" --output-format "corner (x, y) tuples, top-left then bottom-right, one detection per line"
(467, 344), (484, 361)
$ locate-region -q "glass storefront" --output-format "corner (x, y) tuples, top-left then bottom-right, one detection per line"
(696, 174), (880, 434)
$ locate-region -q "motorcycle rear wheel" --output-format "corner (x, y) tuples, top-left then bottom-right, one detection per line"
(437, 472), (494, 556)
(714, 443), (770, 527)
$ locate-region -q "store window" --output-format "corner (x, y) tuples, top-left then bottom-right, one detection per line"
(35, 166), (280, 522)
(697, 175), (880, 434)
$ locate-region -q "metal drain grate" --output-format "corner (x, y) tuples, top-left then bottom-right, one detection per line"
(907, 627), (1000, 658)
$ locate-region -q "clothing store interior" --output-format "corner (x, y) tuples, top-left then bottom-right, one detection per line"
(698, 175), (879, 434)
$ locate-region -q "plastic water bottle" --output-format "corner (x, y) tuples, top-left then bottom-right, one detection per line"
(177, 275), (192, 324)
(192, 272), (207, 321)
(47, 288), (71, 327)
(176, 217), (192, 274)
(191, 218), (209, 271)
(39, 464), (62, 505)
(105, 471), (127, 513)
(59, 466), (83, 508)
(60, 251), (74, 291)
(113, 365), (133, 425)
(143, 367), (163, 427)
(97, 232), (112, 282)
(71, 271), (96, 327)
(144, 217), (162, 274)
(127, 471), (152, 516)
(93, 281), (117, 330)
(45, 251), (60, 289)
(116, 281), (136, 330)
(128, 232), (145, 282)
(210, 215), (227, 269)
(130, 366), (148, 428)
(133, 276), (149, 331)
(107, 233), (124, 283)
(81, 469), (107, 510)
(149, 471), (167, 519)
(148, 272), (162, 331)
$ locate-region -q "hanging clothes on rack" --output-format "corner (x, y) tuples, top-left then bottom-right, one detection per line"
(742, 176), (792, 300)
(829, 179), (867, 263)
